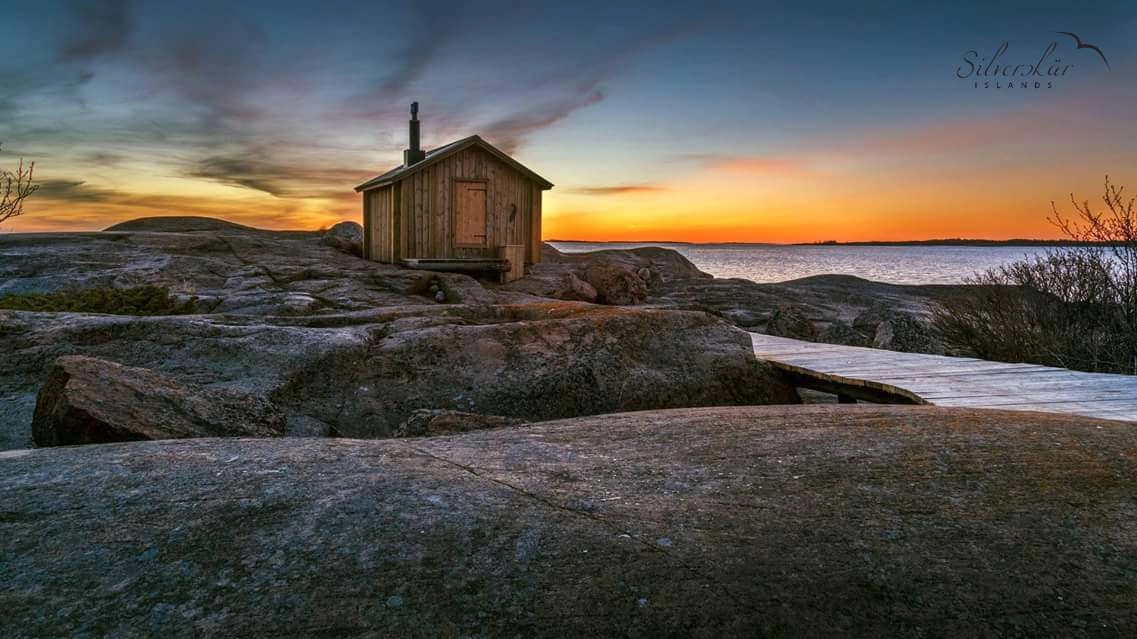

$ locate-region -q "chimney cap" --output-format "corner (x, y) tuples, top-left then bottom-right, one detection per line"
(410, 102), (418, 118)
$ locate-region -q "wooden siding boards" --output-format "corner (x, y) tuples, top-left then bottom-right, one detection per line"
(530, 183), (542, 265)
(361, 191), (371, 260)
(380, 187), (393, 263)
(361, 144), (545, 265)
(363, 185), (394, 263)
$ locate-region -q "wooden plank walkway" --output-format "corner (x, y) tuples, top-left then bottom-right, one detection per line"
(751, 333), (1137, 422)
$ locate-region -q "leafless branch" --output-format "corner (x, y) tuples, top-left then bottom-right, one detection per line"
(0, 142), (39, 226)
(937, 175), (1137, 374)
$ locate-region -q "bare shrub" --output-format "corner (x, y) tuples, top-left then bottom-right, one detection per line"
(933, 176), (1137, 374)
(0, 142), (38, 226)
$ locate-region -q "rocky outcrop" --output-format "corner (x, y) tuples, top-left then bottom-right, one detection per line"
(31, 356), (286, 446)
(851, 303), (892, 337)
(103, 215), (259, 233)
(319, 221), (363, 257)
(524, 271), (599, 303)
(559, 272), (598, 302)
(542, 243), (711, 282)
(1, 301), (798, 448)
(852, 304), (944, 354)
(395, 409), (525, 437)
(501, 243), (710, 305)
(583, 263), (648, 305)
(872, 315), (943, 353)
(765, 303), (818, 341)
(817, 320), (865, 346)
(652, 274), (960, 353)
(0, 308), (374, 449)
(0, 221), (467, 312)
(0, 217), (964, 448)
(3, 405), (1134, 638)
(502, 270), (597, 303)
(434, 272), (496, 305)
(273, 304), (799, 438)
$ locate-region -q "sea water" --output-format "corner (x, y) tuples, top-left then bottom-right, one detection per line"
(550, 242), (1059, 286)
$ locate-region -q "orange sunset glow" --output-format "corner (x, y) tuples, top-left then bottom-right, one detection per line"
(3, 2), (1134, 243)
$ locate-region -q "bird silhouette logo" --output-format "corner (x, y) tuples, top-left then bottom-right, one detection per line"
(1055, 32), (1110, 70)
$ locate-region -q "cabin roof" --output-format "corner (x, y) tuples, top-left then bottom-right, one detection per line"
(354, 135), (554, 192)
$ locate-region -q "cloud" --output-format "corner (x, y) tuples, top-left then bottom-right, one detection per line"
(24, 177), (350, 232)
(0, 0), (127, 119)
(5, 4), (725, 233)
(342, 1), (467, 119)
(34, 180), (116, 202)
(378, 2), (464, 96)
(81, 151), (126, 166)
(57, 0), (134, 61)
(343, 19), (714, 153)
(479, 22), (712, 153)
(188, 153), (370, 199)
(482, 89), (606, 153)
(140, 20), (269, 129)
(569, 184), (666, 196)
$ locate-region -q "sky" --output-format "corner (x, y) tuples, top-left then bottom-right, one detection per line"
(0, 0), (1134, 242)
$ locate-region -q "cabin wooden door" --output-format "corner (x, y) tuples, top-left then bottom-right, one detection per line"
(454, 180), (488, 248)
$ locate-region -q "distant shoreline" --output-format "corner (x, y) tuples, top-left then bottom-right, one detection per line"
(548, 239), (1105, 247)
(793, 239), (1116, 247)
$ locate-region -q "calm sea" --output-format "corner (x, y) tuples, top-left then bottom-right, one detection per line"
(549, 242), (1060, 286)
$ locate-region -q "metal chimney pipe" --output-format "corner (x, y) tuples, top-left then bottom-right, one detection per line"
(404, 102), (425, 166)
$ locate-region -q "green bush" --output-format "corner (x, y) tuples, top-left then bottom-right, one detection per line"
(0, 285), (197, 316)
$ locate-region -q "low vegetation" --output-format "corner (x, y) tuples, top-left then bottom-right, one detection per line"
(934, 177), (1137, 374)
(0, 285), (197, 316)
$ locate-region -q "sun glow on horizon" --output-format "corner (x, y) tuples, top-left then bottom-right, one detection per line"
(14, 94), (1134, 241)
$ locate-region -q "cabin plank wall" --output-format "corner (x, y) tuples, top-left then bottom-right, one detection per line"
(365, 186), (394, 262)
(530, 183), (542, 264)
(365, 145), (544, 263)
(396, 182), (406, 260)
(382, 188), (393, 262)
(361, 192), (371, 260)
(366, 190), (377, 261)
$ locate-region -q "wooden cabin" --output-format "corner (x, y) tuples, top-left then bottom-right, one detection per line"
(354, 103), (553, 282)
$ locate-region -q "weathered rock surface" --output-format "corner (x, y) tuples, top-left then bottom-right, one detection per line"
(319, 220), (363, 257)
(273, 304), (800, 437)
(0, 309), (369, 449)
(511, 271), (598, 303)
(2, 405), (1134, 638)
(502, 243), (709, 305)
(0, 218), (969, 448)
(103, 215), (259, 233)
(1, 301), (797, 447)
(583, 263), (648, 304)
(395, 408), (525, 437)
(32, 356), (286, 446)
(818, 319), (864, 346)
(872, 314), (944, 354)
(561, 272), (598, 302)
(765, 303), (818, 341)
(652, 273), (962, 353)
(0, 220), (468, 312)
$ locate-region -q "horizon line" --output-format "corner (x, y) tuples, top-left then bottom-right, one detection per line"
(546, 238), (1103, 246)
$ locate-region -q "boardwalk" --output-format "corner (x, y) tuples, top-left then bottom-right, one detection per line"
(751, 333), (1137, 422)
